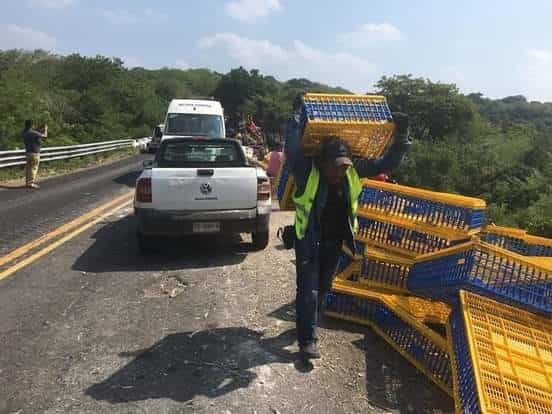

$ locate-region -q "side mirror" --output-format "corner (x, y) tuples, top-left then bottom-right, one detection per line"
(155, 131), (163, 139)
(143, 160), (154, 169)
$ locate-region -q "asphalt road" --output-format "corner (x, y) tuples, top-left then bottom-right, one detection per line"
(0, 156), (454, 414)
(0, 154), (150, 255)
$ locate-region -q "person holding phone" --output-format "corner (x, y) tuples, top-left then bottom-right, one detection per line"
(22, 119), (48, 188)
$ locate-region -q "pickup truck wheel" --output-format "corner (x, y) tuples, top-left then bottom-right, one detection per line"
(137, 232), (156, 253)
(252, 230), (269, 250)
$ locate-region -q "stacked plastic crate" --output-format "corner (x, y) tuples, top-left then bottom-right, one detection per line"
(277, 93), (552, 412)
(407, 228), (552, 413)
(332, 180), (552, 411)
(276, 93), (396, 211)
(328, 178), (487, 397)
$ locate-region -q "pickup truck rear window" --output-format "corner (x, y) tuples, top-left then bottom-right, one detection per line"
(156, 140), (246, 168)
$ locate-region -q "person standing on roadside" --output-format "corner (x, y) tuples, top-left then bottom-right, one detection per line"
(266, 142), (283, 178)
(22, 119), (47, 189)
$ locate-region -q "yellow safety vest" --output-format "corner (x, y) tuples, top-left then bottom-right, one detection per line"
(293, 163), (362, 240)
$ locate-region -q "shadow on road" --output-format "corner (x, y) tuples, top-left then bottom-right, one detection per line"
(72, 215), (249, 273)
(113, 170), (142, 188)
(352, 336), (453, 413)
(267, 301), (296, 323)
(268, 302), (453, 413)
(87, 327), (296, 404)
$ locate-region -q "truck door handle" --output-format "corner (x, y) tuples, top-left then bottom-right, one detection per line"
(197, 169), (214, 176)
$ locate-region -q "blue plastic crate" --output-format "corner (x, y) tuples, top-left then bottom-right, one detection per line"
(371, 304), (453, 392)
(301, 97), (393, 123)
(481, 232), (552, 256)
(408, 241), (552, 315)
(357, 216), (462, 257)
(335, 250), (353, 276)
(277, 160), (290, 201)
(448, 290), (552, 413)
(326, 291), (378, 320)
(448, 301), (479, 414)
(296, 94), (396, 159)
(326, 291), (453, 395)
(359, 184), (486, 232)
(360, 252), (411, 292)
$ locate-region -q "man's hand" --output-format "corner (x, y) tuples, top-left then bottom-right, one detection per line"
(392, 112), (409, 135)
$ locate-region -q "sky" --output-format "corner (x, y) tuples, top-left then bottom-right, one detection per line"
(1, 0), (552, 102)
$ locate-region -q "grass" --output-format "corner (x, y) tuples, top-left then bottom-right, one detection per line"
(0, 147), (139, 184)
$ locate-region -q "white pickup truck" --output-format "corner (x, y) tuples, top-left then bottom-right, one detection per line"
(134, 137), (271, 252)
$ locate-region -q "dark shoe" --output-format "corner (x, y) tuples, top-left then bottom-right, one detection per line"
(300, 342), (321, 360)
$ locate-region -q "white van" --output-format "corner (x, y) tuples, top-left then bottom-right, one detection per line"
(162, 99), (226, 140)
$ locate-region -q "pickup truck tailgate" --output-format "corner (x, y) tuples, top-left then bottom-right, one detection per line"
(150, 167), (258, 211)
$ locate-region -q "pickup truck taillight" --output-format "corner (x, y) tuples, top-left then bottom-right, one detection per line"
(257, 177), (271, 201)
(136, 178), (152, 202)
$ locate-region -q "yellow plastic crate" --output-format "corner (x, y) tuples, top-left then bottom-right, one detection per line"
(527, 257), (552, 270)
(300, 93), (396, 158)
(391, 296), (451, 326)
(359, 179), (486, 235)
(481, 224), (552, 257)
(275, 154), (295, 211)
(333, 263), (451, 325)
(278, 173), (295, 211)
(409, 240), (552, 315)
(335, 248), (413, 295)
(328, 280), (454, 396)
(447, 290), (552, 414)
(358, 209), (477, 241)
(355, 213), (472, 259)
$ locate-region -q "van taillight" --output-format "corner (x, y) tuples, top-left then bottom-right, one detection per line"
(257, 177), (271, 201)
(136, 178), (152, 202)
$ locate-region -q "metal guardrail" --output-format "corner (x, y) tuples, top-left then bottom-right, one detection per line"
(0, 139), (136, 169)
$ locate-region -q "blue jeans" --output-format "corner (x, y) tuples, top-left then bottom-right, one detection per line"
(295, 238), (342, 346)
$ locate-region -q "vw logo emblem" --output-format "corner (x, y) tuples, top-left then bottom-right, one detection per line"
(200, 183), (212, 194)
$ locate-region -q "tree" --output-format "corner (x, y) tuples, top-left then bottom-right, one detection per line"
(376, 74), (476, 141)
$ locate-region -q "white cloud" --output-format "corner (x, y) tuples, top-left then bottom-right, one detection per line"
(198, 32), (376, 91)
(338, 23), (403, 48)
(0, 24), (57, 50)
(175, 59), (189, 69)
(225, 0), (281, 22)
(523, 49), (552, 102)
(101, 8), (168, 25)
(199, 33), (288, 66)
(29, 0), (76, 8)
(528, 49), (552, 64)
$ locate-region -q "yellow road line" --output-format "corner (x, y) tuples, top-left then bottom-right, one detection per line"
(0, 191), (133, 268)
(0, 197), (133, 282)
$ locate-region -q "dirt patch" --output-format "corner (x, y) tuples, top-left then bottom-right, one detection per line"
(143, 273), (188, 298)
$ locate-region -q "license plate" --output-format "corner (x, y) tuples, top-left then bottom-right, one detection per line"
(193, 222), (220, 233)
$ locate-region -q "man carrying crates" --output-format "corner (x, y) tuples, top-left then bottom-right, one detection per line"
(284, 94), (411, 359)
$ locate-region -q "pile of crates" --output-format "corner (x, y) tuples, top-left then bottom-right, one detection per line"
(327, 179), (552, 413)
(277, 92), (552, 412)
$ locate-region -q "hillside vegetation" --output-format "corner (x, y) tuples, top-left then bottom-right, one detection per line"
(1, 50), (550, 236)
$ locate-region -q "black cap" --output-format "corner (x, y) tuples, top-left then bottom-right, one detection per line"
(320, 138), (353, 167)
